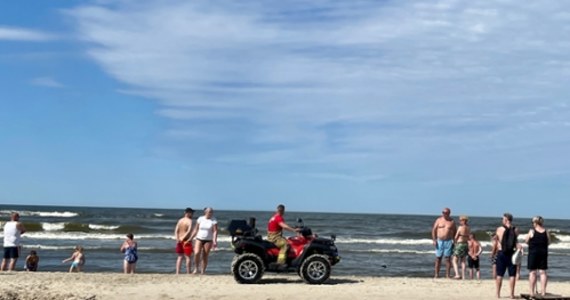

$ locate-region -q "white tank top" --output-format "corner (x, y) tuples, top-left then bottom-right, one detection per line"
(3, 221), (22, 247)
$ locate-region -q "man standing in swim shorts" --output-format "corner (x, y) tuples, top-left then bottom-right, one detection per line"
(432, 207), (456, 278)
(174, 207), (194, 274)
(1, 212), (26, 272)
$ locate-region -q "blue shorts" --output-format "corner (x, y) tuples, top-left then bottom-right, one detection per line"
(435, 239), (454, 258)
(495, 251), (516, 277)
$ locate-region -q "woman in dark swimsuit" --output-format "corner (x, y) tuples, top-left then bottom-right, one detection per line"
(525, 216), (550, 297)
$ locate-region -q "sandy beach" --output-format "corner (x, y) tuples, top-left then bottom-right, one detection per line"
(1, 272), (569, 300)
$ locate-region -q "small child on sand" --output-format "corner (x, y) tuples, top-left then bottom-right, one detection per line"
(467, 233), (482, 280)
(62, 245), (85, 272)
(25, 250), (39, 272)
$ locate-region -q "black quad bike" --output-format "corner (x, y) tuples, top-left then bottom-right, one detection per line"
(227, 218), (340, 284)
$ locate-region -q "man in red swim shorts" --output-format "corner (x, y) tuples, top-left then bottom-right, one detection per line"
(175, 207), (194, 274)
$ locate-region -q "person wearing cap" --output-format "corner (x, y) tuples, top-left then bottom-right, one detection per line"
(174, 207), (194, 274)
(1, 212), (26, 272)
(267, 204), (299, 267)
(452, 215), (471, 279)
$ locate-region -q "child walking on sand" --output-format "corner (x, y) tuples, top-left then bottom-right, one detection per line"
(25, 250), (39, 271)
(62, 245), (85, 272)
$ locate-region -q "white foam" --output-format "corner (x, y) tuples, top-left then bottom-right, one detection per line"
(153, 213), (164, 217)
(41, 222), (65, 231)
(89, 224), (120, 231)
(336, 237), (433, 245)
(22, 244), (70, 250)
(553, 234), (570, 242)
(18, 211), (78, 218)
(549, 243), (570, 250)
(24, 232), (173, 240)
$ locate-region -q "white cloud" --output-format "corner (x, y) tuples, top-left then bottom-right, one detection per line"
(0, 26), (55, 41)
(30, 77), (65, 88)
(67, 0), (570, 181)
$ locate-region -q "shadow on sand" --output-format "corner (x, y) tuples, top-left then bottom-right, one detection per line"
(257, 277), (361, 285)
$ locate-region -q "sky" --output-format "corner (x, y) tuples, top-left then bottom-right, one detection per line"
(1, 0), (569, 218)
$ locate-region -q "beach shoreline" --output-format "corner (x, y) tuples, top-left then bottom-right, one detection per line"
(2, 272), (570, 300)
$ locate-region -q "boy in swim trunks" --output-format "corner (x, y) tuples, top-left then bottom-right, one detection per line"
(174, 207), (194, 274)
(467, 233), (482, 280)
(432, 207), (456, 278)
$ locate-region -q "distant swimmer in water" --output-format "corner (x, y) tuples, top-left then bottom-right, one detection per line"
(432, 207), (456, 279)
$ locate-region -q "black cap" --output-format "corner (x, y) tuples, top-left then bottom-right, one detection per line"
(185, 207), (194, 214)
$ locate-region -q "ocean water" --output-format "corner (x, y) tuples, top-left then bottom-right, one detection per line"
(1, 205), (570, 279)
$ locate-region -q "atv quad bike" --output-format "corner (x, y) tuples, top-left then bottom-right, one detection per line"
(227, 218), (340, 284)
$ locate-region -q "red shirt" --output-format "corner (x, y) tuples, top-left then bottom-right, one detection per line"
(267, 213), (284, 232)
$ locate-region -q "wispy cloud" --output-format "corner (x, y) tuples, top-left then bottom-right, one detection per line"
(30, 77), (65, 88)
(304, 172), (387, 183)
(67, 0), (570, 181)
(0, 26), (55, 41)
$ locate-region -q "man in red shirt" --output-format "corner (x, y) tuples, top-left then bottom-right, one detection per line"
(267, 204), (298, 265)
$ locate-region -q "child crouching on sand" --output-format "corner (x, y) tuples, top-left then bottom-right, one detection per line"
(25, 250), (39, 271)
(62, 245), (85, 272)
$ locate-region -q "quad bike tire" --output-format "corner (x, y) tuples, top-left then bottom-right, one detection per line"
(231, 253), (265, 284)
(299, 254), (331, 284)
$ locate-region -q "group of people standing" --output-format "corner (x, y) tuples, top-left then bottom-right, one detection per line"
(1, 208), (219, 275)
(432, 208), (550, 299)
(174, 207), (219, 275)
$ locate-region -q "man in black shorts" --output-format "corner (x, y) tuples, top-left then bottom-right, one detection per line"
(1, 212), (26, 271)
(495, 213), (519, 299)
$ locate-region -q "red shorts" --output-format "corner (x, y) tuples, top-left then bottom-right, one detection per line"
(176, 241), (193, 256)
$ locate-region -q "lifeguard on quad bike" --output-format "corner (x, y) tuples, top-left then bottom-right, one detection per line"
(227, 212), (340, 284)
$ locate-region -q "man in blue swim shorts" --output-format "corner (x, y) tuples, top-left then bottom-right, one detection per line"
(432, 207), (456, 278)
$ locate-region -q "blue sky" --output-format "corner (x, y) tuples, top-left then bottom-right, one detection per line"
(1, 0), (569, 218)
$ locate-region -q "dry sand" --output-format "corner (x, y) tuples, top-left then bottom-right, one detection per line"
(1, 272), (569, 300)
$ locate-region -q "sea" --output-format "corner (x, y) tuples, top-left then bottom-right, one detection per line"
(1, 205), (570, 279)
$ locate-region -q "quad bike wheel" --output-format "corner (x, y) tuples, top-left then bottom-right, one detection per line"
(299, 254), (331, 284)
(231, 253), (265, 284)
